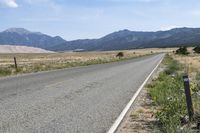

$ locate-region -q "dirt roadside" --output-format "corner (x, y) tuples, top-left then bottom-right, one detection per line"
(116, 65), (164, 133)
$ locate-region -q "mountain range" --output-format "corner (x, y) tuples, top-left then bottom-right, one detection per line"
(1, 27), (200, 51)
(0, 28), (66, 49)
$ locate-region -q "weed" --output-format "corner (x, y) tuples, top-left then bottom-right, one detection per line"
(148, 55), (187, 132)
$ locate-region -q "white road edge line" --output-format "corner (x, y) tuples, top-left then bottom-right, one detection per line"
(107, 55), (164, 133)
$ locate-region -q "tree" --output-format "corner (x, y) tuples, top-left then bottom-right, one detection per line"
(193, 46), (200, 53)
(175, 47), (189, 55)
(116, 52), (124, 58)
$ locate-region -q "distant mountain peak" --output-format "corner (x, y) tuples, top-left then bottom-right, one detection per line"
(0, 27), (66, 49)
(121, 29), (131, 32)
(3, 28), (31, 34)
(115, 29), (131, 33)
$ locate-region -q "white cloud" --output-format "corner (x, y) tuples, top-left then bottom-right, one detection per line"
(0, 0), (18, 8)
(160, 25), (179, 31)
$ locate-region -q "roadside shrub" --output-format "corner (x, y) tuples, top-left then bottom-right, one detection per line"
(193, 46), (200, 53)
(176, 47), (189, 55)
(116, 52), (124, 58)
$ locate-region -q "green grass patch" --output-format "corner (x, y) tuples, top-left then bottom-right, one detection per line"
(148, 54), (187, 132)
(0, 67), (12, 77)
(195, 73), (200, 117)
(196, 73), (200, 86)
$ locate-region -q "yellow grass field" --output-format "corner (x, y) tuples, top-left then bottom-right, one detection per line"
(172, 48), (200, 79)
(0, 48), (175, 66)
(0, 48), (175, 77)
(171, 48), (200, 118)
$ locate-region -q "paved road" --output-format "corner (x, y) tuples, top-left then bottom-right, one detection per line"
(0, 54), (164, 133)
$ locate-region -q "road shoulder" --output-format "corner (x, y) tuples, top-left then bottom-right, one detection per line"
(116, 65), (164, 133)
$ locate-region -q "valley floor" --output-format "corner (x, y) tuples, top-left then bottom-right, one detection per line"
(0, 48), (174, 77)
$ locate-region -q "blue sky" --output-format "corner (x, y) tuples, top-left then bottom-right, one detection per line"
(0, 0), (200, 40)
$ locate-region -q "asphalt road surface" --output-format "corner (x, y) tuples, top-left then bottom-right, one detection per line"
(0, 54), (164, 133)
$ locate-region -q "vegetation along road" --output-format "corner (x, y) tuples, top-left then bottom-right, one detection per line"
(0, 54), (164, 133)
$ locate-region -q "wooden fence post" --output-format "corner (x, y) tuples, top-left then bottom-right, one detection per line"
(183, 75), (194, 121)
(14, 57), (18, 71)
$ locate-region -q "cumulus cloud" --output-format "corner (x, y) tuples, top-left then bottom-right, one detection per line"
(0, 0), (18, 8)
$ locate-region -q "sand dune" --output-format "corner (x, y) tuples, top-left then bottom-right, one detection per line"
(0, 45), (54, 53)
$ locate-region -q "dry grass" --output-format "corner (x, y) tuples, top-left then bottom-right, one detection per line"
(170, 48), (200, 120)
(0, 48), (175, 77)
(172, 48), (200, 80)
(0, 48), (174, 66)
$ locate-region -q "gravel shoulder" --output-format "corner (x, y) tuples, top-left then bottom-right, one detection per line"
(116, 63), (164, 133)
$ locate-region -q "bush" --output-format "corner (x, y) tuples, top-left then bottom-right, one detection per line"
(116, 52), (124, 58)
(176, 47), (189, 55)
(193, 46), (200, 53)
